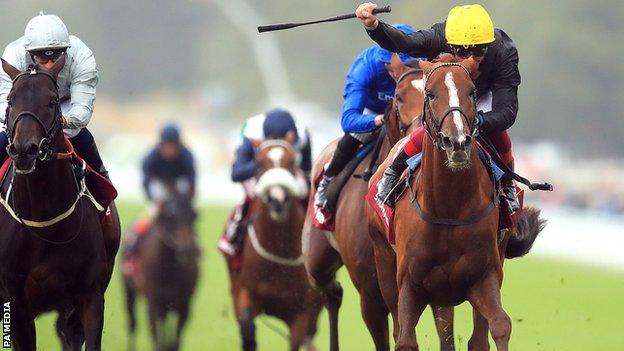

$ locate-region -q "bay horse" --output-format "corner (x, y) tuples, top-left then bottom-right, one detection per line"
(122, 183), (200, 351)
(303, 55), (454, 351)
(227, 138), (322, 351)
(0, 57), (121, 350)
(367, 56), (545, 351)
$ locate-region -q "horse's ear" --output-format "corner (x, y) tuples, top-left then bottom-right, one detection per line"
(460, 57), (480, 79)
(385, 53), (404, 81)
(418, 60), (434, 75)
(284, 130), (296, 145)
(47, 53), (66, 79)
(1, 59), (20, 80)
(249, 138), (262, 148)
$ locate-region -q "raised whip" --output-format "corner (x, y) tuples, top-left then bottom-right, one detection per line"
(258, 5), (391, 33)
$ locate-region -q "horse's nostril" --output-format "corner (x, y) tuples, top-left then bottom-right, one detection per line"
(442, 136), (453, 149)
(6, 144), (17, 157)
(27, 144), (39, 156)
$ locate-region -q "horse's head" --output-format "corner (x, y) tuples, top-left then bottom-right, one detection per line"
(252, 135), (306, 222)
(385, 54), (426, 141)
(418, 54), (480, 171)
(1, 56), (66, 174)
(154, 191), (199, 262)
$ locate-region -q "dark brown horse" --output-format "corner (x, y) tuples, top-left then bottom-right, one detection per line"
(228, 138), (322, 351)
(367, 56), (545, 351)
(0, 58), (121, 351)
(122, 184), (200, 351)
(303, 55), (454, 351)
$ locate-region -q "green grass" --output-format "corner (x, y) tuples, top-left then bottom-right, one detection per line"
(30, 202), (624, 350)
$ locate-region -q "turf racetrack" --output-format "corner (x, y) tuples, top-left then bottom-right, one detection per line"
(29, 203), (624, 350)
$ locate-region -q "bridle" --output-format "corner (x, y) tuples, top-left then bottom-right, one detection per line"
(421, 62), (479, 150)
(5, 68), (73, 162)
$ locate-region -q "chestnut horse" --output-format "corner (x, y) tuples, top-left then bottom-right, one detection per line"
(367, 56), (545, 351)
(228, 139), (322, 351)
(122, 183), (200, 351)
(0, 58), (121, 350)
(303, 55), (454, 351)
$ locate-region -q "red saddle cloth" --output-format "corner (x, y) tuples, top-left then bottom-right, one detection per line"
(0, 156), (118, 220)
(365, 168), (525, 246)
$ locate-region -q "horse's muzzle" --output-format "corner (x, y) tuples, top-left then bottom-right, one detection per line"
(7, 142), (39, 174)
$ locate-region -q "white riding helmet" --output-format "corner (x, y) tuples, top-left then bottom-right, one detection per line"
(23, 12), (71, 52)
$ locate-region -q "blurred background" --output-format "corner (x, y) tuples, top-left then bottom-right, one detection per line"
(1, 0), (623, 350)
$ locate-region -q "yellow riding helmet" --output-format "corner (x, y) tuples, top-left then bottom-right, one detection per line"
(445, 4), (495, 47)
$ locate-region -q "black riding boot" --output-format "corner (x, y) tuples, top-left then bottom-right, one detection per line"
(77, 141), (109, 178)
(500, 160), (520, 213)
(314, 134), (361, 210)
(376, 149), (410, 207)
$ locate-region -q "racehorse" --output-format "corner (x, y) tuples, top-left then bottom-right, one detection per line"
(0, 57), (121, 350)
(122, 183), (200, 351)
(303, 55), (455, 351)
(366, 55), (545, 351)
(227, 138), (322, 351)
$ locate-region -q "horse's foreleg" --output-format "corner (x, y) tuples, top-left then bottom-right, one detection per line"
(123, 278), (137, 342)
(467, 309), (490, 351)
(467, 272), (511, 351)
(395, 280), (427, 351)
(236, 288), (257, 351)
(369, 224), (398, 347)
(8, 299), (36, 351)
(77, 291), (104, 351)
(431, 306), (455, 351)
(174, 303), (190, 351)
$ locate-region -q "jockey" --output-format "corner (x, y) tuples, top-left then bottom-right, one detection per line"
(356, 3), (522, 212)
(0, 13), (106, 176)
(314, 23), (417, 211)
(142, 123), (196, 203)
(218, 108), (311, 259)
(122, 123), (195, 274)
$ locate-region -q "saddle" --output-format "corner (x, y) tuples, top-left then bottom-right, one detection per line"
(312, 130), (384, 231)
(366, 145), (524, 245)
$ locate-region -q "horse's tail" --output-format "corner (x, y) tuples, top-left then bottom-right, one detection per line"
(505, 206), (547, 259)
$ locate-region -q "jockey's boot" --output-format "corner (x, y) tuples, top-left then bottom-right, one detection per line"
(314, 134), (361, 211)
(376, 149), (410, 207)
(500, 160), (520, 213)
(80, 141), (109, 179)
(219, 200), (251, 257)
(313, 174), (333, 210)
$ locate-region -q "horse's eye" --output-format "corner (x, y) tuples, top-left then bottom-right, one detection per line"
(469, 89), (476, 98)
(6, 99), (12, 107)
(426, 90), (435, 100)
(49, 99), (58, 107)
(395, 95), (403, 104)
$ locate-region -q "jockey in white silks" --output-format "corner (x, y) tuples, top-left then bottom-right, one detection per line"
(0, 12), (106, 176)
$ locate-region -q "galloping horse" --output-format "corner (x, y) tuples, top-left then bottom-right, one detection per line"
(227, 138), (322, 351)
(122, 183), (200, 351)
(367, 55), (545, 351)
(0, 58), (121, 350)
(303, 55), (454, 351)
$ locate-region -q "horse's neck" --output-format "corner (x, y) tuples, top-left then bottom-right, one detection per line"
(254, 201), (304, 253)
(418, 139), (491, 216)
(11, 158), (77, 220)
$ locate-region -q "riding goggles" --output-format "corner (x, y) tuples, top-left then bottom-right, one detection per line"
(30, 49), (66, 63)
(450, 45), (489, 58)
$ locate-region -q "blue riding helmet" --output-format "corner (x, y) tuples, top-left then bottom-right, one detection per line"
(160, 123), (180, 144)
(262, 108), (298, 140)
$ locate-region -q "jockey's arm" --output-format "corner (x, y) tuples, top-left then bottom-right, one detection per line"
(480, 44), (520, 133)
(182, 147), (196, 198)
(231, 137), (256, 183)
(141, 152), (157, 200)
(366, 21), (445, 59)
(299, 130), (312, 176)
(341, 56), (378, 134)
(64, 45), (98, 130)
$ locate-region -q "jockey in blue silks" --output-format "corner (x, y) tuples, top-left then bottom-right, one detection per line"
(314, 24), (417, 211)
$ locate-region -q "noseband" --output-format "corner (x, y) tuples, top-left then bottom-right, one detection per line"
(422, 62), (479, 150)
(5, 68), (68, 161)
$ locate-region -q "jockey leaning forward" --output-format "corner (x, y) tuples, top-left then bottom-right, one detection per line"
(218, 108), (311, 263)
(122, 123), (196, 274)
(314, 23), (418, 211)
(356, 3), (521, 212)
(0, 13), (106, 176)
